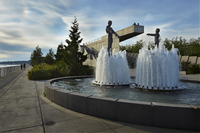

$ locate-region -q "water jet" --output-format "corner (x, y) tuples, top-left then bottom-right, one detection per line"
(131, 44), (186, 91)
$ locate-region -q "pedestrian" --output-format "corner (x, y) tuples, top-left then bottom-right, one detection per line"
(24, 63), (26, 70)
(21, 64), (23, 70)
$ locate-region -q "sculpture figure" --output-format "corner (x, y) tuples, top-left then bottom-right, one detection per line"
(147, 28), (160, 48)
(106, 20), (120, 55)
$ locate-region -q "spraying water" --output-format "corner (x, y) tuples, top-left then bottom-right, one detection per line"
(131, 44), (185, 90)
(92, 47), (131, 85)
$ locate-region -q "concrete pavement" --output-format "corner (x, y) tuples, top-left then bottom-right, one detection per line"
(0, 67), (199, 132)
(179, 74), (200, 83)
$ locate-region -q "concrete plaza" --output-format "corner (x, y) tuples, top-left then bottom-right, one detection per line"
(0, 67), (199, 132)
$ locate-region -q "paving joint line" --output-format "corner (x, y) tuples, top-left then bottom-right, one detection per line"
(99, 119), (118, 133)
(34, 81), (46, 133)
(48, 117), (84, 123)
(0, 96), (38, 100)
(1, 125), (42, 132)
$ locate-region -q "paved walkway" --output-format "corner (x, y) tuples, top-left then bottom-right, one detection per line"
(179, 74), (200, 83)
(0, 67), (199, 132)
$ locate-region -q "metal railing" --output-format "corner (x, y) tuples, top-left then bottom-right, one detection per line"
(0, 65), (20, 77)
(84, 37), (101, 45)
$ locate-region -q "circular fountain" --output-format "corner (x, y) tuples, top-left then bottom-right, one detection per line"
(130, 44), (186, 90)
(44, 24), (199, 131)
(91, 47), (132, 86)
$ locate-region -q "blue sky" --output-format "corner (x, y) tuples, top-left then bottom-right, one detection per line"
(0, 0), (199, 61)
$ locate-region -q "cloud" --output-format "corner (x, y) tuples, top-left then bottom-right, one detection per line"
(0, 49), (31, 61)
(0, 54), (9, 58)
(61, 8), (147, 44)
(144, 13), (153, 21)
(0, 0), (199, 61)
(0, 1), (71, 51)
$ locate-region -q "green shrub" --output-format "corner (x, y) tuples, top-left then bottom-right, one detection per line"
(187, 65), (200, 74)
(79, 65), (94, 75)
(28, 62), (94, 80)
(181, 61), (191, 71)
(28, 63), (53, 80)
(28, 63), (70, 80)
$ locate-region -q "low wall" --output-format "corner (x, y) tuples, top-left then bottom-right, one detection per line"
(0, 65), (20, 77)
(44, 76), (200, 131)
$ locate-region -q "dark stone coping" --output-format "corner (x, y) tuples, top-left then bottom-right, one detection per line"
(44, 76), (200, 131)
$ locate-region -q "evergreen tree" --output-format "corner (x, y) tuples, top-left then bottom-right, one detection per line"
(44, 48), (55, 65)
(55, 42), (64, 63)
(63, 17), (87, 75)
(30, 45), (43, 66)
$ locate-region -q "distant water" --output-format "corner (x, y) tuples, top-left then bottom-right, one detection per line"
(0, 64), (20, 68)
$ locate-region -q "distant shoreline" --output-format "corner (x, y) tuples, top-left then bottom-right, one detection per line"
(0, 64), (21, 68)
(0, 60), (30, 65)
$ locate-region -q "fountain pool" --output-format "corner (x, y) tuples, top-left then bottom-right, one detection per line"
(52, 78), (200, 106)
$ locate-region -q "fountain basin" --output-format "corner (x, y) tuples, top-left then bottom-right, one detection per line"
(52, 77), (199, 105)
(44, 76), (200, 131)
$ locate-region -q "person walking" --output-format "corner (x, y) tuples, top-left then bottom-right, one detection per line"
(23, 63), (26, 70)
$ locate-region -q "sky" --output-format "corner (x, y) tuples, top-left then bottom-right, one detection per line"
(0, 0), (199, 61)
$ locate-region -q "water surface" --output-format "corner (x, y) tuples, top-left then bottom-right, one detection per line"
(52, 78), (200, 105)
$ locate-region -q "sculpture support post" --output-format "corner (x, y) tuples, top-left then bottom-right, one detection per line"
(106, 34), (119, 56)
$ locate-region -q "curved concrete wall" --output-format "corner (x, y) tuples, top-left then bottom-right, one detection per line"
(0, 65), (20, 77)
(44, 76), (200, 131)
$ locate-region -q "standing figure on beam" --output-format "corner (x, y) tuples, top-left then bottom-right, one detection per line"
(147, 28), (160, 48)
(106, 20), (120, 56)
